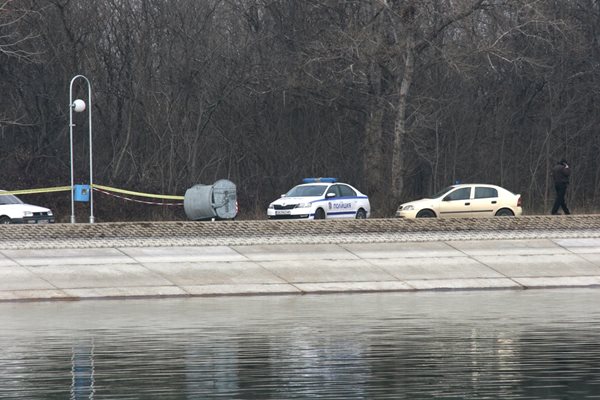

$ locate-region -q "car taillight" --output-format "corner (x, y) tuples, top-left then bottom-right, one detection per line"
(517, 196), (522, 207)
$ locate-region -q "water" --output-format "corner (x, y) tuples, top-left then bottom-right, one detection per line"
(1, 290), (600, 399)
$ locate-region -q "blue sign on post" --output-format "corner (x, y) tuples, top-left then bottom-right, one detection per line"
(74, 184), (90, 202)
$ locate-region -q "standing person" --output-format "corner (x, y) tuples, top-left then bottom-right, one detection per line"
(551, 158), (571, 215)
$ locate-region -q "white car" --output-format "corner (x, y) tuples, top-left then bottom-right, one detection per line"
(267, 178), (371, 220)
(396, 184), (522, 218)
(0, 191), (55, 224)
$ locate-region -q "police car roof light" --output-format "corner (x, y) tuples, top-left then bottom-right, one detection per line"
(302, 177), (337, 183)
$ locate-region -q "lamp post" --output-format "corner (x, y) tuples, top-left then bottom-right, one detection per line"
(69, 75), (94, 223)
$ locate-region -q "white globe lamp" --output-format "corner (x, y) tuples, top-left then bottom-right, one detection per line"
(72, 99), (86, 112)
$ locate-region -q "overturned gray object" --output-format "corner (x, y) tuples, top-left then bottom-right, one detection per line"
(184, 179), (237, 220)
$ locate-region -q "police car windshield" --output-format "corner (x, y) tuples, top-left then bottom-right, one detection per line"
(0, 194), (24, 205)
(431, 186), (455, 198)
(286, 185), (327, 197)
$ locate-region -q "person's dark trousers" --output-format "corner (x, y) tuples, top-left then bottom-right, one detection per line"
(551, 183), (570, 215)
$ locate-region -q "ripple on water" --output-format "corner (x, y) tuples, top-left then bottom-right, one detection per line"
(0, 289), (600, 398)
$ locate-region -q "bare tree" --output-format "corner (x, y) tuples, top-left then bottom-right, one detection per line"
(1, 0), (600, 220)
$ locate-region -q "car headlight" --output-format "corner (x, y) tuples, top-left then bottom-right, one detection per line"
(295, 203), (311, 208)
(23, 211), (33, 217)
(402, 205), (414, 211)
(268, 204), (274, 209)
(48, 211), (53, 216)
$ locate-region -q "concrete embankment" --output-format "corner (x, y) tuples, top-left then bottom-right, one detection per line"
(0, 216), (599, 301)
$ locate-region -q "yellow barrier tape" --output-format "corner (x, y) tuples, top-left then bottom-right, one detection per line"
(0, 184), (185, 200)
(0, 186), (72, 195)
(92, 184), (185, 200)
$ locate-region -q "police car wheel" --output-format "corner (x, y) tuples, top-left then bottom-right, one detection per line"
(314, 208), (326, 219)
(356, 209), (367, 219)
(0, 216), (11, 224)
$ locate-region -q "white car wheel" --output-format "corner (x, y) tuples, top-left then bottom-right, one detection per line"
(416, 209), (436, 218)
(495, 208), (514, 217)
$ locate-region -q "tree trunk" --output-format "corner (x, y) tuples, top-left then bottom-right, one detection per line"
(391, 34), (415, 199)
(363, 103), (384, 188)
(363, 62), (385, 197)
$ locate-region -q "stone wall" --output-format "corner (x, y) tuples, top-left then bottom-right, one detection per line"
(1, 215), (598, 242)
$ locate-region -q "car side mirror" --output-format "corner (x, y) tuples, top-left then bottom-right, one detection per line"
(280, 194), (286, 198)
(326, 192), (336, 198)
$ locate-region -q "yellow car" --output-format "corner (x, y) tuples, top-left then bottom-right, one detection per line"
(396, 184), (522, 218)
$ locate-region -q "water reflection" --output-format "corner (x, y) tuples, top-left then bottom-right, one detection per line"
(1, 290), (600, 398)
(71, 339), (95, 399)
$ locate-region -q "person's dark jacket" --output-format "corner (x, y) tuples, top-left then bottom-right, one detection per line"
(552, 161), (571, 185)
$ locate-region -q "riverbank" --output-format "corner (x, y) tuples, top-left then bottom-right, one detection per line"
(1, 216), (599, 301)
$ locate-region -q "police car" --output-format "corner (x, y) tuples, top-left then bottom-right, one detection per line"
(267, 178), (371, 220)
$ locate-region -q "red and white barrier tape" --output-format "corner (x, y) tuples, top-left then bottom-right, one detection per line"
(93, 188), (184, 206)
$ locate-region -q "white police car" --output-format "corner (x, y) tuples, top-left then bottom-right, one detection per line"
(267, 178), (371, 220)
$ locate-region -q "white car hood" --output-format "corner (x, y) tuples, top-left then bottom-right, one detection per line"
(401, 198), (435, 208)
(2, 204), (51, 213)
(272, 196), (317, 205)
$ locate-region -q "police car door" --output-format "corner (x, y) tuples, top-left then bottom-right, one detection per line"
(338, 184), (359, 218)
(328, 184), (353, 219)
(325, 185), (343, 218)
